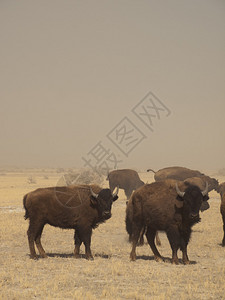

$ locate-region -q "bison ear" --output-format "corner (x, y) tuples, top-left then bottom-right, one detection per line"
(203, 195), (209, 202)
(90, 196), (98, 207)
(216, 185), (221, 194)
(113, 195), (118, 202)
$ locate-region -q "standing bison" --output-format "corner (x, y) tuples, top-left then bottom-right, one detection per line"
(147, 166), (218, 191)
(23, 184), (118, 259)
(107, 169), (145, 199)
(126, 181), (208, 264)
(147, 166), (204, 181)
(217, 183), (225, 246)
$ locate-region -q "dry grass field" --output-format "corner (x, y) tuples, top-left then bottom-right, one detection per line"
(1, 169), (225, 299)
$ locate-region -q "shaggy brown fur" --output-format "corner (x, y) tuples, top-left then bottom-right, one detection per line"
(23, 184), (118, 259)
(147, 166), (204, 181)
(147, 167), (219, 191)
(217, 183), (225, 246)
(126, 181), (208, 264)
(107, 169), (144, 199)
(184, 176), (218, 192)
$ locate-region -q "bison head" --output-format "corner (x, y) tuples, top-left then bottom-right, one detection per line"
(90, 187), (119, 219)
(216, 183), (225, 196)
(175, 182), (209, 220)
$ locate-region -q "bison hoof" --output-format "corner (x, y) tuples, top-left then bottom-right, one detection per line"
(183, 260), (190, 265)
(39, 252), (47, 258)
(171, 259), (179, 265)
(86, 255), (94, 260)
(30, 254), (39, 260)
(87, 257), (94, 261)
(154, 256), (163, 262)
(130, 254), (136, 261)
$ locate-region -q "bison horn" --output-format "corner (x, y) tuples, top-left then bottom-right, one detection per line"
(175, 183), (185, 198)
(112, 186), (119, 197)
(201, 182), (208, 196)
(90, 187), (98, 199)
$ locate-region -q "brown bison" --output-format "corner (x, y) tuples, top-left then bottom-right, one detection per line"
(126, 181), (208, 264)
(23, 184), (118, 259)
(217, 183), (225, 246)
(147, 166), (218, 191)
(107, 169), (145, 199)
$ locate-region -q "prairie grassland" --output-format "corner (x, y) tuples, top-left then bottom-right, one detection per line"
(1, 170), (225, 299)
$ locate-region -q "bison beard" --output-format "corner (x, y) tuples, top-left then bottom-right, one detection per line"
(126, 181), (208, 264)
(23, 184), (118, 260)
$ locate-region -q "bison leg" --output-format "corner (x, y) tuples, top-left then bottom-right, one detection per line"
(171, 249), (179, 265)
(35, 236), (47, 258)
(181, 247), (190, 265)
(27, 222), (38, 259)
(166, 227), (180, 264)
(145, 227), (163, 262)
(155, 231), (161, 246)
(180, 236), (190, 264)
(130, 224), (143, 261)
(83, 234), (93, 260)
(77, 227), (94, 260)
(74, 230), (82, 258)
(35, 224), (47, 258)
(125, 188), (133, 200)
(222, 217), (225, 246)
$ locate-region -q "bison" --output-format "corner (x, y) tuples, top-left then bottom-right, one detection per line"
(107, 169), (145, 199)
(126, 181), (208, 264)
(217, 182), (225, 246)
(147, 166), (204, 181)
(23, 184), (118, 260)
(147, 166), (218, 191)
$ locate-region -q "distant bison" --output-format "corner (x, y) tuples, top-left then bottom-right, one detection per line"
(23, 184), (118, 259)
(217, 183), (225, 246)
(107, 169), (145, 199)
(126, 181), (209, 264)
(147, 166), (218, 191)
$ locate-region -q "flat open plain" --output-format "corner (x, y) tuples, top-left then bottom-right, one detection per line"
(1, 169), (225, 299)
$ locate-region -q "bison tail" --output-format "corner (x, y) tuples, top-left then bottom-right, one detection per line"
(23, 194), (29, 220)
(147, 168), (156, 173)
(125, 214), (133, 242)
(137, 228), (145, 246)
(125, 215), (145, 246)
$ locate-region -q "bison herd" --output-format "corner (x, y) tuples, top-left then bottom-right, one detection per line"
(23, 166), (225, 265)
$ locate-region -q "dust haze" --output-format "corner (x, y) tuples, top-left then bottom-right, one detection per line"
(1, 1), (225, 172)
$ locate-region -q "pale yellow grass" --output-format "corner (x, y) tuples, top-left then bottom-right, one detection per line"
(0, 169), (225, 299)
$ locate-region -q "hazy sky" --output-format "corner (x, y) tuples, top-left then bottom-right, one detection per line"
(1, 0), (225, 172)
